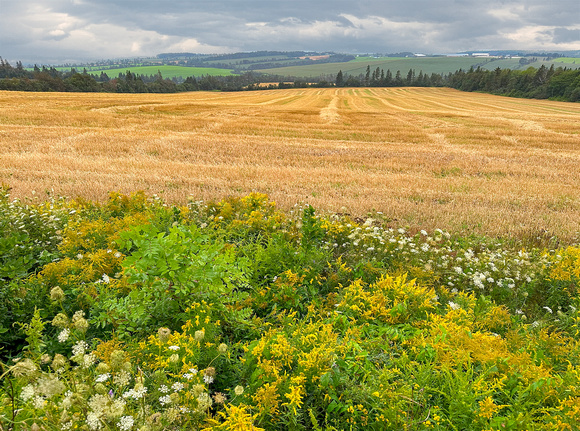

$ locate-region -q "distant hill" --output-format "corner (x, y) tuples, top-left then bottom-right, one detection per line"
(21, 50), (580, 82)
(258, 56), (580, 79)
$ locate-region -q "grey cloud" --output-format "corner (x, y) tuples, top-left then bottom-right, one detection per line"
(1, 0), (579, 63)
(551, 28), (580, 44)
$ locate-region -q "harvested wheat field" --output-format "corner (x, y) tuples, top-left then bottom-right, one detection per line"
(1, 87), (579, 240)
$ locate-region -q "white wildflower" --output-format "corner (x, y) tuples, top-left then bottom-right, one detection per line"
(159, 395), (172, 406)
(117, 415), (134, 431)
(172, 382), (184, 392)
(58, 328), (70, 343)
(159, 385), (169, 394)
(95, 373), (111, 383)
(83, 353), (97, 368)
(20, 384), (35, 402)
(168, 345), (180, 351)
(448, 302), (460, 310)
(33, 395), (46, 409)
(86, 412), (102, 430)
(114, 371), (131, 387)
(72, 341), (88, 356)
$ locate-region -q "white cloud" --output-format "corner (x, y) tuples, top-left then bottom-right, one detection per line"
(499, 25), (580, 50)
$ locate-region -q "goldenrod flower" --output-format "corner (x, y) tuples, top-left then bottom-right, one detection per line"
(478, 396), (500, 419)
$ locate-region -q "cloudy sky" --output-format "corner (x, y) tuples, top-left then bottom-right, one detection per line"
(1, 0), (579, 64)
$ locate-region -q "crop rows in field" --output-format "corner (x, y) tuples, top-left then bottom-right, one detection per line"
(1, 87), (579, 241)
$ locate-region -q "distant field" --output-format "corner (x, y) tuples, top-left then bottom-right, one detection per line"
(1, 88), (579, 240)
(556, 57), (580, 64)
(260, 57), (580, 77)
(28, 65), (237, 78)
(90, 65), (236, 78)
(204, 55), (289, 65)
(261, 57), (498, 77)
(480, 58), (580, 71)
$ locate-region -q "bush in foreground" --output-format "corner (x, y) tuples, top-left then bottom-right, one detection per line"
(1, 189), (579, 430)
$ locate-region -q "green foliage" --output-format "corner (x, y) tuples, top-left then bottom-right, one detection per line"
(90, 223), (249, 338)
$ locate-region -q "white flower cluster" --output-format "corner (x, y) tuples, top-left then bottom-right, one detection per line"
(58, 328), (70, 343)
(123, 385), (147, 400)
(72, 341), (89, 356)
(95, 373), (111, 383)
(117, 415), (134, 431)
(159, 395), (172, 406)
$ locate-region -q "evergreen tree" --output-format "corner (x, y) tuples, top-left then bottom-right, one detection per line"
(336, 70), (344, 87)
(365, 65), (371, 86)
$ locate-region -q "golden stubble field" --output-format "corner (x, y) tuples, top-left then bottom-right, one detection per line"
(1, 88), (579, 240)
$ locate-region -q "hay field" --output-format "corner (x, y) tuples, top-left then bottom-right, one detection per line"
(1, 88), (579, 240)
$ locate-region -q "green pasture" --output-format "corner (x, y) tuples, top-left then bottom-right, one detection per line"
(92, 65), (237, 79)
(555, 57), (580, 64)
(260, 57), (497, 78)
(479, 58), (580, 71)
(27, 65), (236, 78)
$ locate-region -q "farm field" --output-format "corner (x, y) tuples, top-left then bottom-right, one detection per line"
(31, 65), (237, 79)
(1, 87), (579, 241)
(261, 57), (494, 77)
(86, 65), (237, 79)
(2, 88), (580, 430)
(259, 56), (580, 78)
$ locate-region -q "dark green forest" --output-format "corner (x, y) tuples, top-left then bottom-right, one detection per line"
(1, 58), (579, 102)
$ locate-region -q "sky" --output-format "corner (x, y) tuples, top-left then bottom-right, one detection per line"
(1, 0), (579, 64)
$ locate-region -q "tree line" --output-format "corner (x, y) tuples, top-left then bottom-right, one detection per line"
(333, 64), (580, 101)
(0, 60), (263, 93)
(1, 58), (578, 102)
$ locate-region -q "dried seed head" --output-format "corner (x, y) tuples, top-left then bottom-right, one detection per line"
(157, 327), (171, 343)
(194, 329), (205, 342)
(50, 286), (65, 302)
(51, 313), (69, 329)
(51, 354), (68, 372)
(11, 358), (37, 378)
